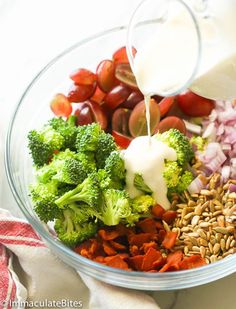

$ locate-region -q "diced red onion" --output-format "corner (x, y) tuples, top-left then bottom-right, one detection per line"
(202, 123), (216, 140)
(229, 184), (236, 193)
(183, 120), (202, 135)
(187, 177), (205, 194)
(221, 166), (231, 182)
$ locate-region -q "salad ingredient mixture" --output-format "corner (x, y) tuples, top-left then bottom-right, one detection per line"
(28, 45), (236, 272)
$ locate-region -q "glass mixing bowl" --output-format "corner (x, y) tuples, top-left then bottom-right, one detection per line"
(5, 25), (236, 290)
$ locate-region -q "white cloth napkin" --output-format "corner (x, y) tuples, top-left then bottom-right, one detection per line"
(0, 208), (160, 309)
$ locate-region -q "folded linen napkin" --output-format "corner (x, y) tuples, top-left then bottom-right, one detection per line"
(0, 208), (160, 309)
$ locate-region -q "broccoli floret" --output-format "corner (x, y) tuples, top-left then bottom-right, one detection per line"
(190, 136), (207, 151)
(49, 116), (78, 150)
(104, 151), (126, 189)
(155, 128), (194, 165)
(55, 175), (101, 208)
(95, 132), (117, 169)
(101, 189), (131, 226)
(54, 209), (97, 247)
(76, 123), (101, 152)
(35, 164), (56, 184)
(30, 181), (62, 223)
(68, 203), (101, 224)
(131, 195), (155, 213)
(163, 161), (182, 188)
(175, 171), (193, 193)
(133, 174), (152, 194)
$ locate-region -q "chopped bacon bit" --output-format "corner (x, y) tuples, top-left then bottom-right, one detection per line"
(152, 204), (166, 218)
(98, 229), (120, 240)
(156, 221), (164, 230)
(102, 241), (117, 256)
(93, 256), (105, 263)
(116, 224), (135, 236)
(137, 218), (157, 233)
(105, 255), (130, 270)
(162, 211), (177, 224)
(158, 229), (166, 242)
(110, 240), (127, 251)
(75, 239), (100, 259)
(162, 231), (177, 249)
(129, 233), (157, 247)
(159, 251), (183, 272)
(179, 255), (206, 270)
(130, 245), (140, 256)
(141, 241), (158, 254)
(141, 248), (162, 271)
(129, 255), (144, 271)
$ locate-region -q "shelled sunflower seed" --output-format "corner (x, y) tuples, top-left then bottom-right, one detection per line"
(170, 173), (236, 264)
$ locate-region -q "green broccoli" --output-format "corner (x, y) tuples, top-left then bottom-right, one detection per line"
(175, 170), (193, 193)
(54, 209), (97, 247)
(104, 151), (126, 189)
(67, 203), (101, 224)
(190, 136), (207, 151)
(95, 132), (117, 169)
(163, 161), (182, 188)
(133, 174), (152, 194)
(30, 181), (62, 223)
(76, 123), (101, 152)
(49, 116), (78, 150)
(101, 189), (131, 226)
(155, 128), (194, 165)
(55, 175), (101, 208)
(131, 195), (155, 213)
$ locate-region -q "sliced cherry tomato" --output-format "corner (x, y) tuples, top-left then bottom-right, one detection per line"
(90, 86), (106, 105)
(112, 46), (137, 65)
(122, 91), (144, 109)
(129, 99), (160, 137)
(70, 68), (97, 85)
(115, 63), (138, 90)
(112, 108), (131, 136)
(74, 100), (107, 130)
(96, 60), (116, 92)
(177, 91), (215, 117)
(50, 93), (72, 117)
(67, 83), (96, 103)
(104, 85), (131, 110)
(112, 130), (132, 149)
(156, 116), (186, 134)
(159, 96), (176, 117)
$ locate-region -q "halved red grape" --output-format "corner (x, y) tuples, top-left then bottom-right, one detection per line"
(74, 103), (93, 126)
(50, 93), (72, 117)
(112, 108), (131, 136)
(104, 85), (131, 110)
(67, 83), (96, 103)
(177, 91), (215, 117)
(156, 116), (186, 134)
(90, 86), (106, 105)
(159, 96), (176, 117)
(74, 100), (107, 130)
(70, 68), (97, 85)
(129, 99), (160, 137)
(122, 91), (144, 109)
(96, 60), (116, 92)
(115, 63), (138, 90)
(112, 130), (132, 149)
(113, 46), (137, 65)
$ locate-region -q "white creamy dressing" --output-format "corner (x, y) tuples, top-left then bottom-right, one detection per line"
(133, 0), (236, 100)
(122, 136), (177, 209)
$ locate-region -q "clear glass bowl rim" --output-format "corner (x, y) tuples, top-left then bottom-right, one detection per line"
(4, 24), (236, 288)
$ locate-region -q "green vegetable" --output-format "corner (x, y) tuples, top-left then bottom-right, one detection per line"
(104, 151), (126, 190)
(95, 132), (117, 169)
(163, 161), (182, 188)
(30, 181), (62, 223)
(133, 174), (152, 194)
(76, 123), (101, 152)
(155, 128), (194, 165)
(131, 195), (155, 213)
(54, 209), (97, 247)
(190, 136), (207, 151)
(55, 175), (101, 209)
(101, 189), (131, 226)
(49, 116), (78, 150)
